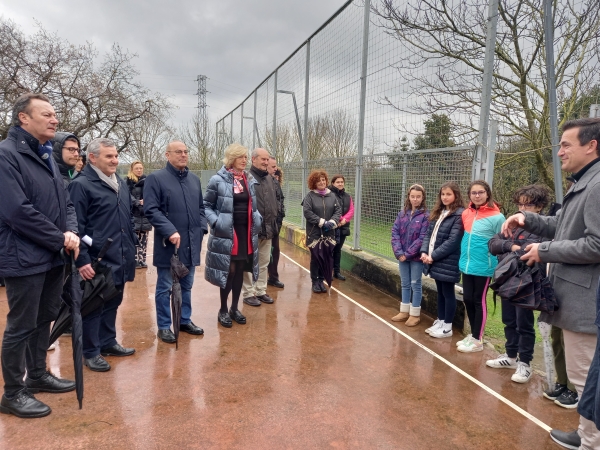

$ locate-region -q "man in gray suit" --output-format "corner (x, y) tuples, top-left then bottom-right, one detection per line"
(503, 118), (600, 450)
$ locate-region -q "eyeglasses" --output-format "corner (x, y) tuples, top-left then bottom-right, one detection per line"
(170, 150), (189, 155)
(470, 190), (486, 197)
(64, 146), (80, 154)
(517, 203), (536, 208)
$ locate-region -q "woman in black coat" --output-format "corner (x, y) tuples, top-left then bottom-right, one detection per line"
(127, 161), (152, 268)
(328, 174), (354, 281)
(303, 170), (342, 293)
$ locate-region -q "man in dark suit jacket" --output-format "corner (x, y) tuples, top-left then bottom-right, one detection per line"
(69, 138), (138, 372)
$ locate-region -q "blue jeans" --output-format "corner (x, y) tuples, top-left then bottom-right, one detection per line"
(155, 266), (195, 330)
(398, 260), (424, 307)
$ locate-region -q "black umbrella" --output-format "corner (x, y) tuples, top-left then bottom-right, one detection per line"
(53, 250), (85, 409)
(307, 233), (336, 292)
(170, 247), (189, 350)
(50, 239), (119, 345)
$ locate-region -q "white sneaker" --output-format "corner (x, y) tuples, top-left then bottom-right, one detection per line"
(486, 353), (517, 369)
(48, 342), (56, 351)
(456, 334), (473, 347)
(457, 338), (483, 353)
(425, 319), (442, 335)
(511, 362), (532, 383)
(430, 326), (453, 339)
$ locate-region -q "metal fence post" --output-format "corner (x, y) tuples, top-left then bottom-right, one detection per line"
(301, 40), (311, 229)
(229, 113), (233, 144)
(544, 0), (563, 204)
(487, 119), (498, 188)
(240, 103), (244, 146)
(272, 71), (278, 156)
(215, 121), (219, 156)
(253, 90), (258, 150)
(352, 0), (371, 251)
(472, 0), (499, 182)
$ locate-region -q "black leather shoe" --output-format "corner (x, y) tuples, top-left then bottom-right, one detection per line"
(312, 281), (322, 293)
(550, 429), (580, 449)
(318, 280), (328, 292)
(101, 343), (135, 357)
(0, 390), (51, 418)
(157, 329), (176, 343)
(243, 296), (261, 307)
(229, 309), (246, 324)
(180, 322), (204, 335)
(218, 311), (233, 328)
(334, 272), (346, 281)
(267, 279), (285, 288)
(256, 294), (274, 304)
(84, 355), (111, 372)
(26, 371), (75, 393)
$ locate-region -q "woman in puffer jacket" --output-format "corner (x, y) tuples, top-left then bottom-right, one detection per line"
(391, 184), (429, 326)
(127, 161), (152, 268)
(204, 143), (261, 328)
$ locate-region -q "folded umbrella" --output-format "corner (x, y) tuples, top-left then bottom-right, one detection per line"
(170, 246), (189, 350)
(306, 231), (336, 293)
(538, 320), (555, 390)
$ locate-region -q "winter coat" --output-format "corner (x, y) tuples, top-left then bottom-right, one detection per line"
(488, 227), (546, 263)
(52, 131), (80, 185)
(250, 165), (279, 240)
(127, 175), (152, 232)
(0, 127), (78, 278)
(420, 208), (465, 283)
(520, 160), (600, 334)
(329, 185), (354, 237)
(143, 163), (208, 268)
(203, 166), (261, 289)
(68, 164), (137, 285)
(274, 178), (285, 232)
(391, 208), (429, 262)
(303, 189), (342, 246)
(459, 202), (505, 277)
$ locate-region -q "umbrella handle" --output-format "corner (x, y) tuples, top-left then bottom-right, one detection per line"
(97, 238), (114, 261)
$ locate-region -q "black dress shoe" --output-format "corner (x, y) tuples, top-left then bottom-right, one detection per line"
(0, 390), (51, 418)
(318, 280), (328, 292)
(101, 343), (135, 357)
(312, 281), (322, 293)
(267, 279), (285, 288)
(180, 322), (204, 335)
(256, 294), (274, 304)
(229, 309), (246, 324)
(218, 311), (233, 328)
(157, 329), (176, 343)
(243, 296), (261, 307)
(334, 272), (346, 281)
(550, 429), (580, 449)
(84, 355), (111, 372)
(26, 371), (76, 393)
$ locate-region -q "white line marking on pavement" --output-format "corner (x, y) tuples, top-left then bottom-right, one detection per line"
(281, 251), (553, 433)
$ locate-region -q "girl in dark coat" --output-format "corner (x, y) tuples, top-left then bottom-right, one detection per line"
(391, 184), (429, 326)
(329, 175), (354, 281)
(127, 161), (152, 268)
(420, 181), (465, 338)
(303, 170), (342, 293)
(204, 144), (261, 328)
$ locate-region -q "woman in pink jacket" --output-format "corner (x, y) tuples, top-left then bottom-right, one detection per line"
(329, 175), (354, 281)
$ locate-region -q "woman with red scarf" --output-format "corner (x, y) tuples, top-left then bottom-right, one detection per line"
(204, 144), (261, 328)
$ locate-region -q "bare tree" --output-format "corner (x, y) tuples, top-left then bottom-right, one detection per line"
(179, 110), (220, 170)
(372, 0), (600, 187)
(323, 109), (357, 158)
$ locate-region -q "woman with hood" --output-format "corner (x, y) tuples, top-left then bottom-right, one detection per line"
(127, 161), (152, 268)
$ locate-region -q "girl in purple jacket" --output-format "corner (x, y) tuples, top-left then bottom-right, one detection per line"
(391, 184), (430, 326)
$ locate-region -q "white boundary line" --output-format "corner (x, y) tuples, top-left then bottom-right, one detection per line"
(281, 251), (553, 433)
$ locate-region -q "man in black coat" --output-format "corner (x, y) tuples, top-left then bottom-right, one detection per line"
(0, 93), (79, 418)
(267, 156), (285, 289)
(68, 138), (137, 372)
(144, 140), (208, 343)
(242, 148), (279, 306)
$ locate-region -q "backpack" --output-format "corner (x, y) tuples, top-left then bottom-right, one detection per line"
(489, 252), (559, 314)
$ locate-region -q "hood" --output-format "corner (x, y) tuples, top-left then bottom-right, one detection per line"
(52, 131), (80, 178)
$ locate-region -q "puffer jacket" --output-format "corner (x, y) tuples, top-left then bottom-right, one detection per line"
(127, 175), (152, 232)
(391, 208), (429, 261)
(250, 165), (279, 239)
(420, 207), (465, 283)
(329, 185), (354, 237)
(460, 202), (505, 277)
(488, 226), (546, 263)
(204, 166), (261, 289)
(303, 189), (342, 246)
(52, 131), (80, 185)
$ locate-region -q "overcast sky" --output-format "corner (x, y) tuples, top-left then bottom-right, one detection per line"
(0, 0), (347, 127)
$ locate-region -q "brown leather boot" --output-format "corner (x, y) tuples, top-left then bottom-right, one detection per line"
(405, 306), (421, 327)
(391, 303), (410, 322)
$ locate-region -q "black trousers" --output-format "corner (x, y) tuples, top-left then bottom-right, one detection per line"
(502, 298), (535, 364)
(82, 287), (124, 359)
(333, 234), (347, 273)
(267, 233), (280, 281)
(2, 265), (64, 397)
(435, 279), (457, 324)
(462, 274), (490, 341)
